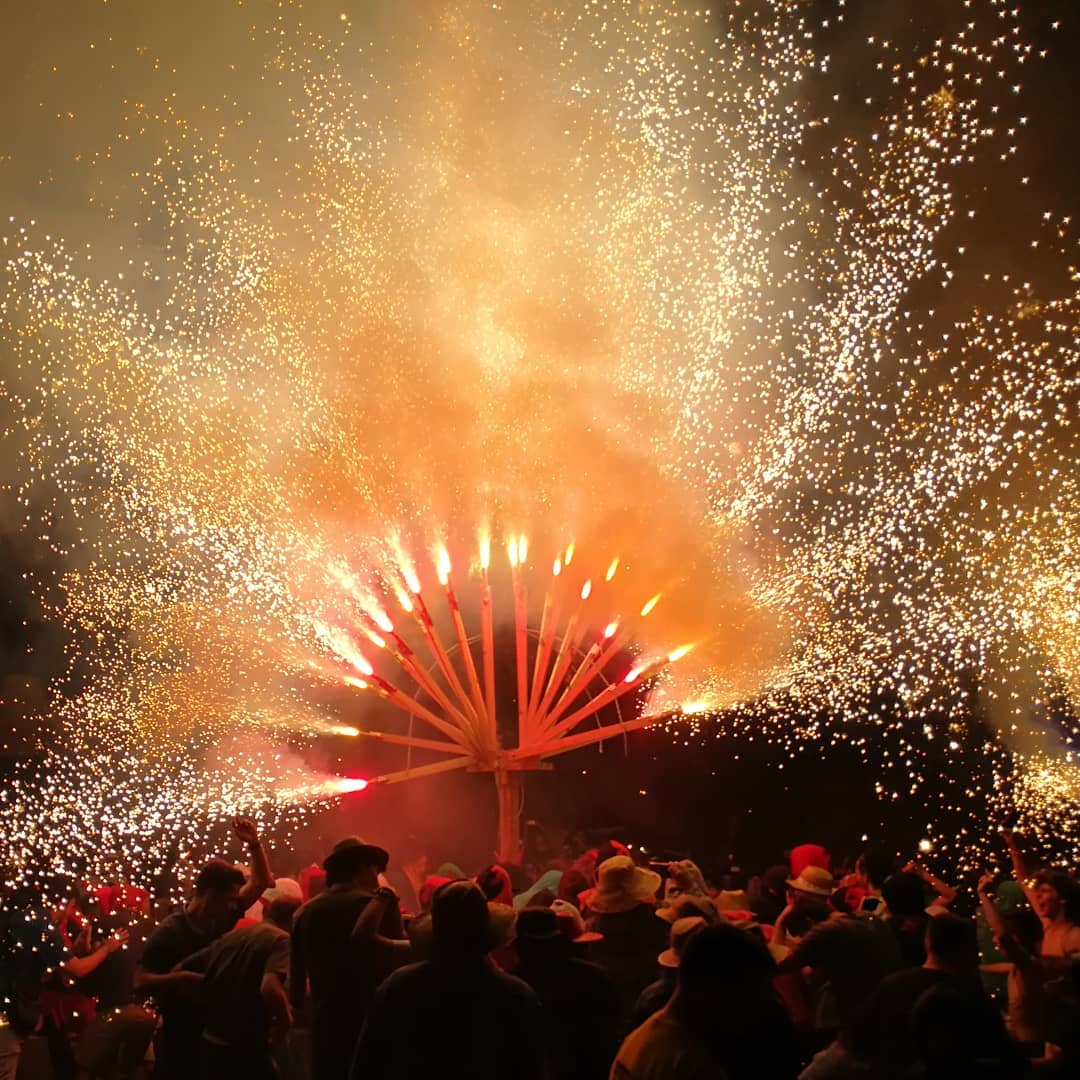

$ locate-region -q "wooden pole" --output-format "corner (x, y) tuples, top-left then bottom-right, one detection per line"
(495, 766), (523, 864)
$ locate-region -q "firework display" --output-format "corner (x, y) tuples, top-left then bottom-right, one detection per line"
(0, 0), (1077, 884)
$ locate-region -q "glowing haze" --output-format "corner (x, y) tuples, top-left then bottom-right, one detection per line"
(0, 0), (1077, 882)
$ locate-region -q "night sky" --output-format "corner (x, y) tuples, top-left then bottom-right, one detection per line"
(2, 1), (1079, 874)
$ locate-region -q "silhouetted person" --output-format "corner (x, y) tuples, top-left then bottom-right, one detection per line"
(290, 837), (402, 1080)
(613, 923), (799, 1079)
(137, 820), (271, 1080)
(853, 912), (1015, 1071)
(351, 880), (543, 1080)
(584, 857), (665, 1018)
(512, 907), (621, 1080)
(184, 896), (300, 1079)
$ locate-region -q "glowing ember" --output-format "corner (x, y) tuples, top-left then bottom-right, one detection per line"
(0, 0), (1077, 882)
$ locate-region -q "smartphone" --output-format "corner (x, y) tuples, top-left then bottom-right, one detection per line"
(858, 895), (883, 915)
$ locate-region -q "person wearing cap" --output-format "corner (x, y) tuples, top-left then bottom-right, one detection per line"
(510, 907), (620, 1080)
(290, 837), (403, 1080)
(181, 893), (302, 1078)
(627, 916), (707, 1033)
(584, 856), (666, 1019)
(350, 881), (544, 1080)
(772, 865), (835, 951)
(136, 817), (272, 1080)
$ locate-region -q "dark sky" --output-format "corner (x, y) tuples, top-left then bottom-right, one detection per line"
(1, 1), (1078, 864)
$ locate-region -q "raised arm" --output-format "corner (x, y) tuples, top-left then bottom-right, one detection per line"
(771, 903), (796, 950)
(904, 861), (957, 907)
(65, 929), (128, 978)
(233, 817), (272, 910)
(351, 889), (413, 964)
(976, 871), (1006, 940)
(1001, 831), (1039, 913)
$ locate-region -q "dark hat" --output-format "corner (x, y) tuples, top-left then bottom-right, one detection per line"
(514, 907), (563, 943)
(322, 836), (389, 878)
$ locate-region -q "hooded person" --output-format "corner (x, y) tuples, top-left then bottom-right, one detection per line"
(350, 881), (544, 1080)
(583, 856), (666, 1018)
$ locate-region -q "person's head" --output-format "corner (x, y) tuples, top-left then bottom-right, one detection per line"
(857, 847), (896, 891)
(924, 913), (978, 974)
(557, 869), (588, 903)
(672, 923), (775, 1024)
(430, 880), (493, 960)
(881, 870), (926, 918)
(514, 906), (571, 964)
(1033, 871), (1080, 924)
(594, 840), (622, 867)
(761, 865), (788, 898)
(264, 896), (301, 932)
(661, 894), (721, 925)
(322, 837), (390, 890)
(192, 859), (246, 930)
(475, 864), (512, 904)
(786, 866), (835, 910)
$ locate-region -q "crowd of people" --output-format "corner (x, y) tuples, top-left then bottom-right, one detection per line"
(2, 820), (1079, 1079)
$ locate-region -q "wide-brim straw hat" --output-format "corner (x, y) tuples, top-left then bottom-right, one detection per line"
(786, 865), (835, 898)
(656, 894), (719, 925)
(658, 916), (707, 968)
(586, 856), (662, 914)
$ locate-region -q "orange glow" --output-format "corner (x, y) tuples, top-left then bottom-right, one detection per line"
(436, 543), (452, 585)
(640, 593), (661, 617)
(605, 557), (619, 582)
(402, 564), (421, 595)
(564, 541), (575, 566)
(329, 724), (360, 737)
(507, 536), (519, 567)
(479, 534), (491, 571)
(371, 608), (394, 634)
(580, 579), (592, 600)
(343, 675), (368, 690)
(517, 535), (529, 563)
(552, 557), (562, 577)
(331, 776), (369, 794)
(604, 620), (619, 639)
(668, 643), (694, 663)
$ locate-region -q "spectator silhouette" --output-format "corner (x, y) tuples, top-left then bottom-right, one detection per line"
(351, 880), (544, 1079)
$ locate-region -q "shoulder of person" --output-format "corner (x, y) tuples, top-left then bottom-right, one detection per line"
(495, 967), (541, 1001)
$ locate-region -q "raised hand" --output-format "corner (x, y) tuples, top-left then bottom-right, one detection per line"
(106, 928), (130, 953)
(232, 817), (261, 846)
